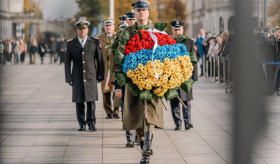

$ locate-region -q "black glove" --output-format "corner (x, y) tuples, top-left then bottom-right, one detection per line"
(68, 82), (73, 86)
(97, 79), (103, 83)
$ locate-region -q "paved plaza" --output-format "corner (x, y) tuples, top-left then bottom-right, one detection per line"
(0, 57), (280, 164)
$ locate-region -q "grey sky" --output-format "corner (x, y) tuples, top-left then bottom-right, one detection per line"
(40, 0), (79, 20)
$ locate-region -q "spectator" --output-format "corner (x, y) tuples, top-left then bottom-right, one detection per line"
(13, 39), (21, 64)
(56, 36), (67, 64)
(20, 39), (27, 64)
(29, 36), (38, 64)
(0, 40), (4, 64)
(38, 39), (46, 64)
(49, 36), (57, 64)
(195, 28), (207, 76)
(5, 40), (13, 64)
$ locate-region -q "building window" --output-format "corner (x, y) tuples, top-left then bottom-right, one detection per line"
(220, 17), (224, 34)
(228, 16), (236, 33)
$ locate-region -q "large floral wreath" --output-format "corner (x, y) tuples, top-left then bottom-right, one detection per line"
(113, 23), (197, 100)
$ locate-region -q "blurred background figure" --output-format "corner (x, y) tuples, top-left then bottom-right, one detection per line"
(38, 39), (47, 64)
(13, 39), (21, 65)
(56, 36), (67, 64)
(29, 36), (38, 64)
(20, 39), (27, 64)
(5, 40), (13, 65)
(0, 40), (4, 64)
(49, 36), (57, 64)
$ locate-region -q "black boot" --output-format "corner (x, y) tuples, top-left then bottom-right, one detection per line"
(142, 131), (153, 156)
(140, 155), (150, 164)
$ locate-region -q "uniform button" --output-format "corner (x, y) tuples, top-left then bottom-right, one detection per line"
(84, 79), (86, 82)
(82, 52), (85, 55)
(83, 61), (85, 64)
(83, 70), (86, 73)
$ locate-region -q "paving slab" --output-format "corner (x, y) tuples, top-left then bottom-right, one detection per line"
(0, 57), (280, 164)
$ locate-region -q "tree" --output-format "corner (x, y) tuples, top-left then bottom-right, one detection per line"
(268, 0), (280, 28)
(114, 0), (158, 27)
(24, 0), (43, 18)
(158, 0), (188, 34)
(24, 0), (43, 42)
(75, 0), (108, 34)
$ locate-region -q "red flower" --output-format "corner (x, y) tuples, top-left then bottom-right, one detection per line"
(124, 30), (177, 55)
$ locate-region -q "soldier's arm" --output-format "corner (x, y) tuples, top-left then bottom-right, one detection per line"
(190, 39), (198, 81)
(190, 39), (195, 53)
(95, 39), (104, 82)
(64, 41), (72, 83)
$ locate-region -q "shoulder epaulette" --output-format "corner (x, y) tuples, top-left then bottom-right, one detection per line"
(91, 36), (99, 40)
(67, 38), (73, 42)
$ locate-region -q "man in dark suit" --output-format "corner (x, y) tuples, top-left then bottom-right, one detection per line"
(65, 20), (104, 131)
(170, 20), (198, 130)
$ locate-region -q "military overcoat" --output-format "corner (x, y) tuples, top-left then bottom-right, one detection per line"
(117, 23), (164, 130)
(177, 37), (198, 101)
(65, 36), (104, 102)
(97, 33), (116, 93)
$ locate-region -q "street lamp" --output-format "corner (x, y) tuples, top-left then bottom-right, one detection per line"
(264, 0), (267, 28)
(110, 0), (114, 19)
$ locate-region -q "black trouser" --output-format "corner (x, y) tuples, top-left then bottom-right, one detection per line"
(20, 52), (25, 63)
(0, 53), (3, 64)
(59, 51), (65, 64)
(170, 98), (191, 127)
(76, 102), (96, 127)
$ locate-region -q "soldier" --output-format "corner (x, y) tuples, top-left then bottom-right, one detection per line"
(119, 15), (127, 24)
(64, 20), (104, 131)
(124, 9), (138, 147)
(170, 20), (198, 130)
(97, 18), (121, 119)
(115, 10), (138, 148)
(115, 1), (163, 163)
(125, 9), (137, 26)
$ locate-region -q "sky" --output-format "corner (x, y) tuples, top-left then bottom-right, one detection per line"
(39, 0), (79, 20)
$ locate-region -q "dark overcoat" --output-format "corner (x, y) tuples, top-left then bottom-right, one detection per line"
(65, 36), (104, 102)
(178, 37), (198, 101)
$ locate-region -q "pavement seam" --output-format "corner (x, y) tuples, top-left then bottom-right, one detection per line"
(163, 129), (189, 164)
(0, 129), (15, 144)
(61, 127), (74, 164)
(102, 106), (104, 164)
(191, 126), (229, 164)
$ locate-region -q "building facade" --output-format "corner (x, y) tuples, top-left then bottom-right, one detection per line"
(185, 0), (268, 37)
(0, 0), (25, 39)
(0, 0), (42, 40)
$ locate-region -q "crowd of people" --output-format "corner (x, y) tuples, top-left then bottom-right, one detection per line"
(194, 27), (280, 95)
(0, 35), (67, 65)
(1, 0), (280, 163)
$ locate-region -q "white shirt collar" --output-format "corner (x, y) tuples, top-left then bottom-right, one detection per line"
(106, 33), (113, 38)
(78, 36), (88, 47)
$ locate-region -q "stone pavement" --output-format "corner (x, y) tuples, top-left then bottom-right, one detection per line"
(0, 58), (280, 164)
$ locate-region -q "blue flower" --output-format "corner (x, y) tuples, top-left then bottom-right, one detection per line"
(122, 43), (190, 73)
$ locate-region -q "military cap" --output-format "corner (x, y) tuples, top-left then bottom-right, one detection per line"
(131, 0), (150, 10)
(170, 20), (184, 29)
(118, 22), (128, 30)
(125, 9), (136, 20)
(74, 20), (90, 29)
(119, 15), (127, 23)
(104, 17), (115, 25)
